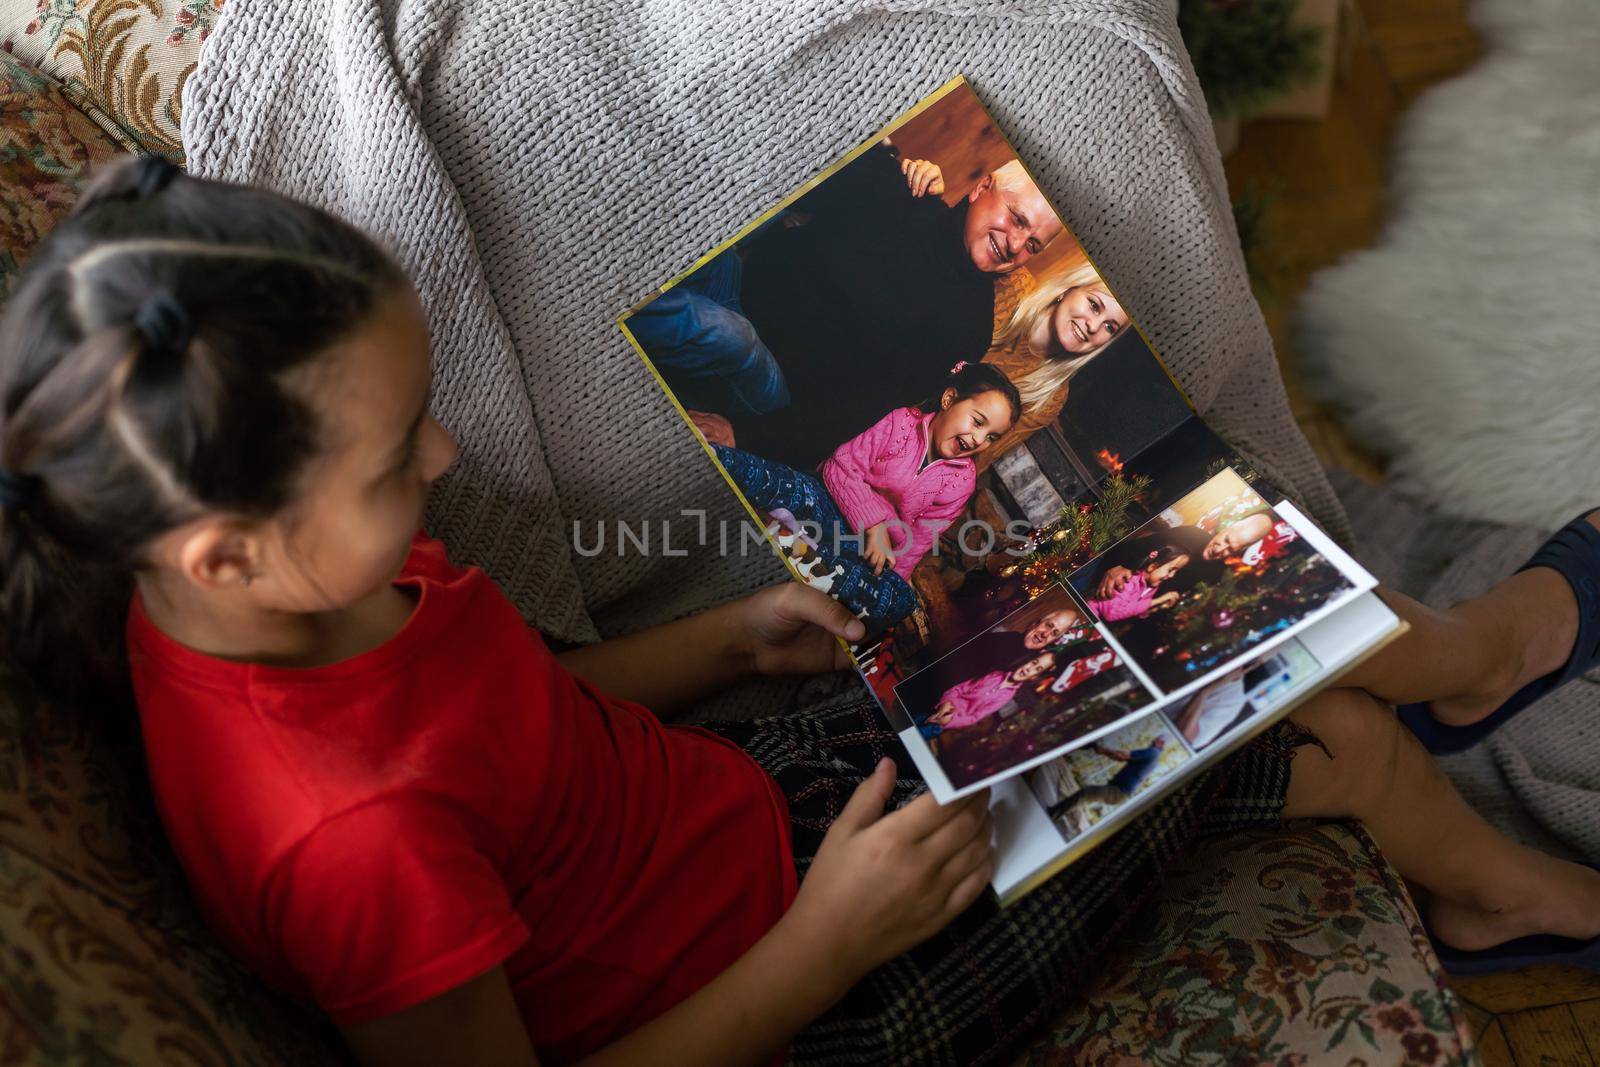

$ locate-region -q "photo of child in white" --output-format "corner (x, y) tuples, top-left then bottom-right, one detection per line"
(1026, 717), (1193, 841)
(1166, 639), (1322, 750)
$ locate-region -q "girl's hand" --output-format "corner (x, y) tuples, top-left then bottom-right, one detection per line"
(1095, 565), (1134, 600)
(1151, 591), (1180, 611)
(786, 759), (994, 980)
(900, 157), (947, 198)
(735, 583), (865, 675)
(864, 523), (897, 576)
(688, 409), (736, 448)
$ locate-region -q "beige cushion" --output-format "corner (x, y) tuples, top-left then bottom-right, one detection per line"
(0, 49), (126, 298)
(0, 0), (216, 160)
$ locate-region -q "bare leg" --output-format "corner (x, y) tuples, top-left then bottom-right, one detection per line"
(1284, 689), (1600, 949)
(1333, 511), (1599, 725)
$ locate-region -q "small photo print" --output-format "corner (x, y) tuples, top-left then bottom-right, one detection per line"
(1068, 468), (1357, 692)
(894, 583), (1156, 791)
(1162, 638), (1322, 751)
(1024, 714), (1192, 843)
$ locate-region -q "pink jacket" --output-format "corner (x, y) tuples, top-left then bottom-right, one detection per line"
(821, 407), (977, 581)
(1088, 572), (1157, 622)
(936, 670), (1018, 729)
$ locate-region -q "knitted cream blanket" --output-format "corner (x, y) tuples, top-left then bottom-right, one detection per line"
(181, 0), (1345, 644)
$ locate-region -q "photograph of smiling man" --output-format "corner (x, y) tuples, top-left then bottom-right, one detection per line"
(622, 78), (1216, 668)
(624, 80), (1089, 635)
(626, 83), (1065, 473)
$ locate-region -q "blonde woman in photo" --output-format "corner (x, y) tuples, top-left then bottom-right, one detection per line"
(977, 258), (1129, 469)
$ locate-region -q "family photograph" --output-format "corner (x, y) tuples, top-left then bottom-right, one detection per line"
(622, 80), (1197, 710)
(1068, 468), (1359, 692)
(895, 584), (1155, 790)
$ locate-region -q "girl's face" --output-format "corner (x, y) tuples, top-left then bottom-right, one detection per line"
(1010, 652), (1057, 684)
(1051, 285), (1127, 355)
(1203, 513), (1275, 561)
(930, 388), (1016, 459)
(1144, 552), (1190, 586)
(253, 285), (458, 611)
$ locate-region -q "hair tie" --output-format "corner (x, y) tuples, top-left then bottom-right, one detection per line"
(133, 156), (181, 200)
(949, 360), (969, 374)
(134, 294), (192, 355)
(0, 468), (40, 512)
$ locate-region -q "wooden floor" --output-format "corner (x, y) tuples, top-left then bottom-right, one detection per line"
(1221, 2), (1600, 1063)
(1223, 0), (1483, 483)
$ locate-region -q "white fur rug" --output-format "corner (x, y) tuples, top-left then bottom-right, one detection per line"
(1296, 0), (1600, 529)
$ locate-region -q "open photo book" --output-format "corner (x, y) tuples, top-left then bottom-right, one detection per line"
(618, 76), (1405, 903)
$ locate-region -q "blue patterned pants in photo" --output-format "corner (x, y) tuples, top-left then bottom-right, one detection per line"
(713, 445), (919, 630)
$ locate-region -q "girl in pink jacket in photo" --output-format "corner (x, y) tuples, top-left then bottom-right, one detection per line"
(713, 363), (1021, 630)
(1085, 544), (1190, 622)
(921, 649), (1060, 739)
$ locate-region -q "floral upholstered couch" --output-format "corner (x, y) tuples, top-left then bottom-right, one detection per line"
(0, 7), (1479, 1065)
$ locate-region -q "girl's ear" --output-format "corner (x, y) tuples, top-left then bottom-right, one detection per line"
(171, 519), (266, 591)
(940, 387), (957, 411)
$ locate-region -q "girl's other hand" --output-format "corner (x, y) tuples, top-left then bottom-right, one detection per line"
(864, 523), (896, 575)
(1151, 591), (1180, 611)
(735, 583), (865, 676)
(1095, 565), (1134, 600)
(786, 759), (994, 981)
(899, 157), (946, 198)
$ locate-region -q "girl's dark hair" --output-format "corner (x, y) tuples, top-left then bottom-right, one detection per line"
(1111, 523), (1217, 593)
(1142, 543), (1190, 570)
(0, 156), (407, 705)
(923, 362), (1023, 428)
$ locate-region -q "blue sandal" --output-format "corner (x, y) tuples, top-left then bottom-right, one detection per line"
(1430, 927), (1600, 977)
(1425, 865), (1600, 977)
(1398, 511), (1600, 755)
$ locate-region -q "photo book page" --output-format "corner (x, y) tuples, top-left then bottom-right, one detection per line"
(618, 75), (1404, 890)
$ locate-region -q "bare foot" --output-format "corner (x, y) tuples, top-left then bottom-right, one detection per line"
(1428, 855), (1600, 951)
(1424, 510), (1599, 726)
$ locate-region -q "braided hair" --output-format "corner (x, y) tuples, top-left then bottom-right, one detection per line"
(921, 361), (1023, 428)
(0, 156), (407, 704)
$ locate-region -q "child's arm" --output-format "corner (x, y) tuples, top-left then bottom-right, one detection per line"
(1149, 591), (1180, 611)
(340, 763), (995, 1067)
(862, 522), (897, 575)
(821, 411), (904, 541)
(556, 583), (864, 715)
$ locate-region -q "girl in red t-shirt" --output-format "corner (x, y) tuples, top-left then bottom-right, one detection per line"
(4, 159), (1600, 1067)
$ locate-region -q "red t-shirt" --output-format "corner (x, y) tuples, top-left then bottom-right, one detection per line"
(127, 535), (797, 1063)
